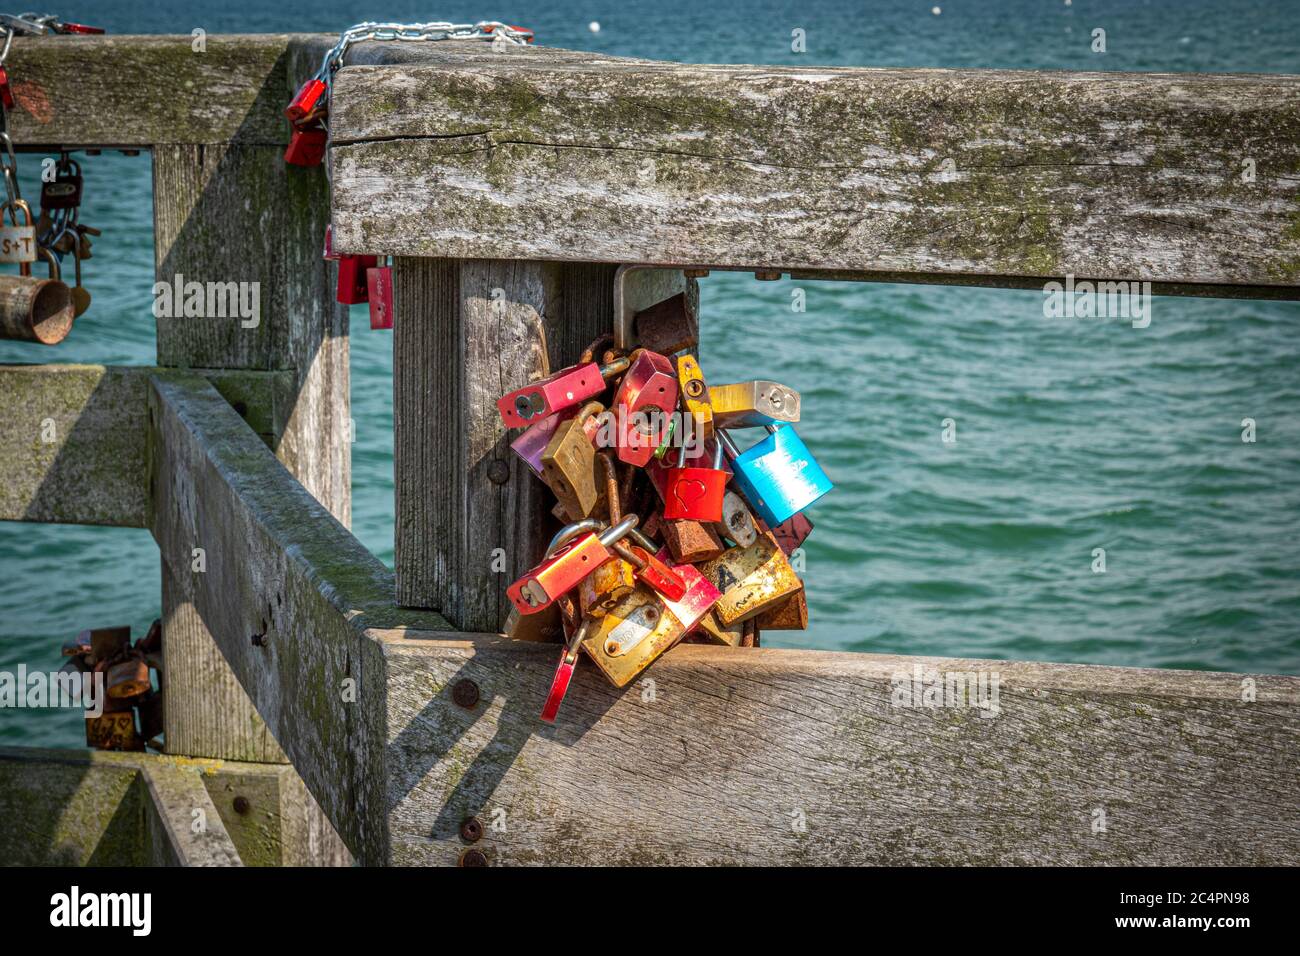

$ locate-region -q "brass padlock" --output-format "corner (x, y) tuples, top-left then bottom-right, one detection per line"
(581, 586), (688, 688)
(676, 353), (713, 441)
(540, 402), (606, 521)
(692, 608), (744, 646)
(697, 531), (801, 626)
(709, 380), (801, 429)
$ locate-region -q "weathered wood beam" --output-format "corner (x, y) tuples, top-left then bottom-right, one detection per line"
(331, 63), (1300, 294)
(140, 760), (244, 866)
(0, 746), (348, 865)
(147, 372), (450, 862)
(0, 363), (290, 527)
(373, 628), (1300, 866)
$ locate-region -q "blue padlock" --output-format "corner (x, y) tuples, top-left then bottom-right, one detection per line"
(719, 424), (832, 527)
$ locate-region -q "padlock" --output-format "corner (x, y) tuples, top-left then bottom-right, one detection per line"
(106, 656), (151, 699)
(284, 126), (327, 166)
(0, 198), (37, 265)
(0, 67), (11, 110)
(39, 156), (82, 210)
(709, 380), (801, 429)
(85, 693), (143, 752)
(644, 510), (725, 564)
(717, 489), (759, 547)
(581, 553), (717, 688)
(497, 357), (627, 430)
(697, 530), (802, 626)
(611, 349), (678, 467)
(540, 617), (592, 723)
(540, 404), (607, 520)
(691, 608), (744, 646)
(633, 292), (698, 355)
(336, 254), (376, 304)
(578, 555), (638, 619)
(511, 405), (603, 475)
(507, 514), (640, 615)
(769, 512), (814, 556)
(676, 353), (713, 441)
(718, 424), (832, 528)
(611, 539), (687, 602)
(85, 626), (131, 665)
(366, 263), (393, 329)
(286, 77), (328, 123)
(662, 437), (727, 523)
(754, 587), (809, 630)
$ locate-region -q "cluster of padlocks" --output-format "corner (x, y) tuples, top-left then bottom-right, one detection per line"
(498, 291), (832, 722)
(60, 621), (163, 752)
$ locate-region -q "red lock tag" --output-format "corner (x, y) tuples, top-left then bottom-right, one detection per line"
(55, 22), (105, 34)
(367, 265), (393, 329)
(284, 127), (327, 167)
(614, 543), (687, 602)
(0, 67), (13, 111)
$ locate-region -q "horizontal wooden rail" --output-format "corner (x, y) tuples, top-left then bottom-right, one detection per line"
(331, 60), (1300, 296)
(139, 373), (1300, 866)
(0, 364), (291, 526)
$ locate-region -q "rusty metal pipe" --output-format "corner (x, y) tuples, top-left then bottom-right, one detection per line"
(0, 273), (74, 344)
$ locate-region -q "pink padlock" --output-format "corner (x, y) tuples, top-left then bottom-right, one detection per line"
(366, 264), (393, 330)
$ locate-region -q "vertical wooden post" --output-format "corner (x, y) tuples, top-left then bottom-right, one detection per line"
(393, 259), (616, 629)
(151, 142), (349, 862)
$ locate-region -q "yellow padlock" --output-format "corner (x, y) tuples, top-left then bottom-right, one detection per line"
(697, 531), (801, 626)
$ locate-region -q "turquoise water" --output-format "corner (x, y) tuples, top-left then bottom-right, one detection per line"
(2, 1), (1298, 748)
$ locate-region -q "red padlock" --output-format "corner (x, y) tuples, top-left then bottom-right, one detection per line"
(508, 515), (639, 615)
(612, 349), (678, 467)
(540, 618), (590, 724)
(284, 126), (327, 167)
(497, 357), (626, 430)
(322, 224), (338, 260)
(366, 264), (393, 329)
(336, 254), (377, 304)
(613, 541), (686, 602)
(54, 22), (105, 34)
(286, 78), (327, 123)
(662, 440), (727, 523)
(0, 67), (13, 111)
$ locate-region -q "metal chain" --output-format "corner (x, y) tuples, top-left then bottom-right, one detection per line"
(313, 20), (532, 93)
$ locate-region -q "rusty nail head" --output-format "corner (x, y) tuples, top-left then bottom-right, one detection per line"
(452, 678), (480, 708)
(459, 849), (488, 867)
(233, 796), (250, 816)
(488, 460), (510, 485)
(754, 270), (781, 281)
(683, 268), (710, 279)
(460, 817), (484, 843)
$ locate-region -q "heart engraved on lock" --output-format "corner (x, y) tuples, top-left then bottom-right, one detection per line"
(671, 477), (709, 512)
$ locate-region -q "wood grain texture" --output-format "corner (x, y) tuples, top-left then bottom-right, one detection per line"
(0, 363), (289, 527)
(331, 63), (1300, 292)
(373, 630), (1300, 866)
(393, 259), (614, 627)
(140, 759), (244, 866)
(4, 34), (305, 148)
(147, 373), (449, 862)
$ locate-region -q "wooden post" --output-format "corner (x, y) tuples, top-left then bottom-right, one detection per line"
(393, 259), (616, 629)
(151, 143), (350, 861)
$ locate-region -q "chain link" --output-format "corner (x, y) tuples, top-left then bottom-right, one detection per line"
(313, 20), (532, 91)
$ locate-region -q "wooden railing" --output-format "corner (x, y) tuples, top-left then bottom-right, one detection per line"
(0, 34), (1297, 866)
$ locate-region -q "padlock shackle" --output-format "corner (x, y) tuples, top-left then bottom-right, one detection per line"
(716, 428), (741, 459)
(545, 519), (603, 559)
(596, 513), (639, 547)
(598, 356), (630, 379)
